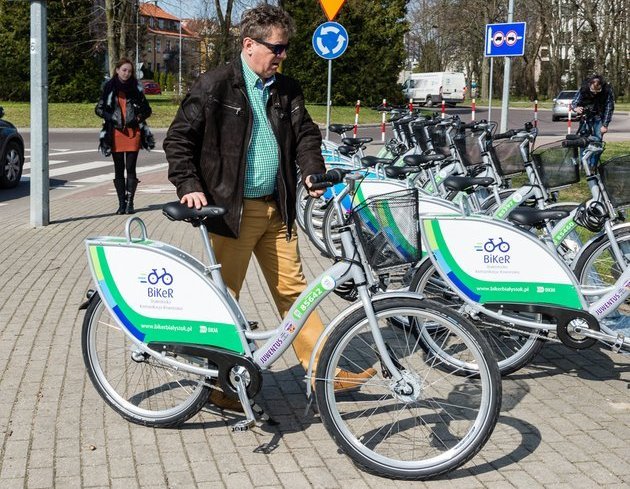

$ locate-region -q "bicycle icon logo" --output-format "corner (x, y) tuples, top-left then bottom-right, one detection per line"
(483, 237), (510, 253)
(147, 268), (173, 286)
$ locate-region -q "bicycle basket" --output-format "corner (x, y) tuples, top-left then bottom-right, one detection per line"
(599, 155), (630, 208)
(427, 125), (450, 156)
(351, 189), (421, 271)
(490, 138), (526, 176)
(453, 130), (484, 167)
(531, 141), (580, 189)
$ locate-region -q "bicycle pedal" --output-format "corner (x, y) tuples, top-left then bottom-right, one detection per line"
(248, 321), (259, 330)
(232, 419), (256, 432)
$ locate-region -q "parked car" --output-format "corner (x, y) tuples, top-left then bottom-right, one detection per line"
(551, 90), (578, 121)
(141, 80), (162, 95)
(0, 106), (25, 189)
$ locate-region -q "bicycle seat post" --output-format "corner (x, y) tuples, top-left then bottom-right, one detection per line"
(198, 221), (228, 295)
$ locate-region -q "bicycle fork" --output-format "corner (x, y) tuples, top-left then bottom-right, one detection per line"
(356, 286), (408, 386)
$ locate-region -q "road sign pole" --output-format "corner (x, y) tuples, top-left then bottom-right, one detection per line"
(488, 57), (494, 122)
(326, 59), (332, 140)
(499, 0), (515, 133)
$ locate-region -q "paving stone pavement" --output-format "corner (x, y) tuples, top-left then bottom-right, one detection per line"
(1, 169), (629, 489)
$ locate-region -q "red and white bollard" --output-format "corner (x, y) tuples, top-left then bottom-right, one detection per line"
(381, 98), (387, 142)
(567, 110), (572, 135)
(533, 99), (538, 128)
(353, 99), (360, 136)
(409, 98), (414, 113)
(441, 99), (446, 119)
(471, 98), (476, 121)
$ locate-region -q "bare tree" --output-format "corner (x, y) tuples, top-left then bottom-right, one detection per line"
(104, 0), (135, 75)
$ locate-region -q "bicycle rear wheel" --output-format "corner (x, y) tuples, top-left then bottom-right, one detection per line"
(409, 258), (545, 375)
(82, 293), (210, 427)
(315, 297), (501, 480)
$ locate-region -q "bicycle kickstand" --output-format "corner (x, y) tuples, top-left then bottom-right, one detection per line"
(232, 373), (258, 432)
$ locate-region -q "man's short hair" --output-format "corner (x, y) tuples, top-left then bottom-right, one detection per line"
(240, 3), (295, 43)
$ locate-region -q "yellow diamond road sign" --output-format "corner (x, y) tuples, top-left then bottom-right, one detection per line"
(319, 0), (345, 21)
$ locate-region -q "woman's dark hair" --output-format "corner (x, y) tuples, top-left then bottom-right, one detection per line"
(239, 3), (295, 43)
(112, 58), (136, 81)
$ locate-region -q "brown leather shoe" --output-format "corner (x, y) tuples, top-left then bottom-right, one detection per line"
(208, 388), (244, 412)
(333, 368), (377, 393)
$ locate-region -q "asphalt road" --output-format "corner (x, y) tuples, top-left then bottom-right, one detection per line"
(1, 105), (627, 215)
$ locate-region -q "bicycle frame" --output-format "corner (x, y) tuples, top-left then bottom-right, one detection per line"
(84, 201), (410, 395)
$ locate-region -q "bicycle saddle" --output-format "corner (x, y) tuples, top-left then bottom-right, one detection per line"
(342, 137), (373, 147)
(328, 124), (355, 135)
(162, 202), (226, 223)
(443, 176), (495, 192)
(507, 208), (570, 228)
(337, 145), (357, 157)
(403, 154), (446, 169)
(384, 166), (421, 179)
(360, 156), (394, 168)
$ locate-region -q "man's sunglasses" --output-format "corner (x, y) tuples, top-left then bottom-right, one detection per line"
(252, 38), (289, 56)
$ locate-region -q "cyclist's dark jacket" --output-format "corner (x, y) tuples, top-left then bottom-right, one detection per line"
(163, 57), (325, 239)
(570, 81), (615, 127)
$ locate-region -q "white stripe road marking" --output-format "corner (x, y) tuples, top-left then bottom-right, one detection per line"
(25, 149), (165, 160)
(25, 149), (99, 159)
(23, 160), (69, 171)
(74, 163), (168, 183)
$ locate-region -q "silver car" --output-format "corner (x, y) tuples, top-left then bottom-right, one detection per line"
(551, 90), (578, 121)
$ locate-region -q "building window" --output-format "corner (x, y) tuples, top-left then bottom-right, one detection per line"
(147, 41), (152, 53)
(166, 40), (171, 51)
(158, 19), (165, 29)
(156, 39), (161, 53)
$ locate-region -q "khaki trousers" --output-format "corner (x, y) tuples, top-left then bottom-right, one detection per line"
(210, 198), (324, 370)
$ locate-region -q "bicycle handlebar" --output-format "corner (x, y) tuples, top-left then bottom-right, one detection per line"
(493, 129), (517, 141)
(308, 168), (350, 190)
(562, 137), (590, 148)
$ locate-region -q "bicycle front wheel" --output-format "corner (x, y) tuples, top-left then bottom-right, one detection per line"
(82, 293), (210, 427)
(573, 227), (630, 336)
(315, 297), (501, 480)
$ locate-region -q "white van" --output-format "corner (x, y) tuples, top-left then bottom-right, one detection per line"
(402, 72), (467, 107)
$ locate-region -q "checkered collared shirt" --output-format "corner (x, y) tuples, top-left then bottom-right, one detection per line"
(241, 55), (280, 198)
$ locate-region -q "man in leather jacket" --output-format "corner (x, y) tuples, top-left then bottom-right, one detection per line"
(164, 4), (375, 410)
(570, 74), (615, 169)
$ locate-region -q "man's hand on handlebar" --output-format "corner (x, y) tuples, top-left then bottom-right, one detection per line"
(180, 192), (208, 210)
(305, 175), (326, 198)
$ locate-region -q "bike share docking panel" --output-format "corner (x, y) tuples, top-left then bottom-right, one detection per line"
(421, 217), (584, 308)
(86, 237), (244, 353)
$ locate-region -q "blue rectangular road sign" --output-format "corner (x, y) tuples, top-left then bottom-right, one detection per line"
(485, 22), (526, 57)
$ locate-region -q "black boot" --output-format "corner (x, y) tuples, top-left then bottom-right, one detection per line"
(113, 178), (126, 215)
(125, 178), (139, 214)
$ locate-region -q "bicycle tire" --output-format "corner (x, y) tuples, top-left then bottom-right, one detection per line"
(409, 258), (545, 375)
(303, 195), (333, 256)
(572, 227), (630, 336)
(295, 183), (309, 232)
(82, 293), (210, 427)
(315, 296), (501, 480)
(322, 202), (343, 258)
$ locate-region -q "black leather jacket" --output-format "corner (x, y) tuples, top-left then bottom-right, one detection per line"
(163, 57), (324, 239)
(95, 80), (152, 131)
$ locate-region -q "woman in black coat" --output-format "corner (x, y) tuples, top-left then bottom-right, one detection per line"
(96, 58), (153, 214)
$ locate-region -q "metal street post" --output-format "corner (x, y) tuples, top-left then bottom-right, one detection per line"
(500, 0), (515, 132)
(30, 0), (49, 227)
(326, 60), (332, 140)
(178, 0), (182, 96)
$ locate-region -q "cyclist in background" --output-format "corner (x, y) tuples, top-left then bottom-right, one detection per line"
(570, 74), (615, 170)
